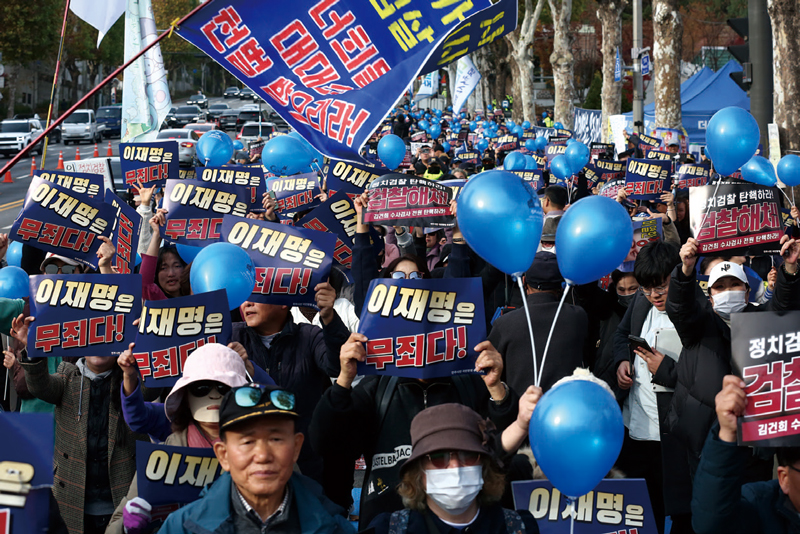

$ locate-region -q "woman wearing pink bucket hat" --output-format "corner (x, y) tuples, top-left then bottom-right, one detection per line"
(107, 343), (249, 534)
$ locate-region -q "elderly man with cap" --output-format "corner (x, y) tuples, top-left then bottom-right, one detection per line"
(159, 383), (354, 534)
(488, 251), (589, 394)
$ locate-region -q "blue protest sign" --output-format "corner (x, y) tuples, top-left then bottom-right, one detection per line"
(135, 290), (232, 388)
(136, 442), (224, 507)
(162, 178), (250, 246)
(297, 192), (383, 269)
(452, 150), (481, 165)
(0, 412), (54, 533)
(220, 215), (337, 307)
(495, 135), (519, 152)
(636, 133), (661, 152)
(511, 479), (657, 534)
(105, 190), (142, 275)
(545, 143), (568, 167)
(266, 172), (322, 214)
(364, 174), (454, 228)
(323, 159), (390, 197)
(644, 148), (672, 161)
(509, 171), (544, 192)
(176, 0), (495, 162)
(624, 158), (673, 200)
(197, 165), (267, 212)
(28, 274), (141, 359)
(120, 141), (179, 188)
(357, 277), (486, 379)
(179, 168), (198, 180)
(588, 160), (626, 185)
(674, 162), (710, 190)
(38, 170), (103, 198)
(9, 177), (115, 269)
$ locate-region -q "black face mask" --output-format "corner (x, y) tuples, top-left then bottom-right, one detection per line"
(618, 293), (636, 308)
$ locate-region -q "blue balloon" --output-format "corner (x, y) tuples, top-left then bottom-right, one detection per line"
(504, 151), (526, 171)
(506, 120), (515, 129)
(778, 155), (800, 187)
(741, 155), (778, 187)
(525, 139), (537, 152)
(476, 139), (489, 152)
(469, 121), (478, 132)
(522, 121), (531, 129)
(429, 125), (441, 139)
(261, 136), (313, 176)
(404, 105), (409, 110)
(232, 140), (244, 150)
(512, 125), (524, 138)
(524, 155), (537, 170)
(555, 196), (633, 284)
(377, 134), (406, 169)
(424, 113), (431, 120)
(534, 137), (548, 151)
(566, 138), (577, 146)
(554, 122), (565, 129)
(176, 243), (203, 264)
(442, 141), (451, 153)
(6, 241), (22, 267)
(418, 119), (429, 131)
(196, 130), (234, 167)
(565, 141), (590, 174)
(460, 112), (466, 119)
(447, 106), (453, 112)
(287, 131), (323, 164)
(457, 170), (544, 275)
(530, 379), (624, 497)
(706, 107), (760, 176)
(434, 109), (442, 117)
(487, 104), (493, 111)
(549, 155), (573, 180)
(190, 243), (255, 310)
(0, 266), (29, 299)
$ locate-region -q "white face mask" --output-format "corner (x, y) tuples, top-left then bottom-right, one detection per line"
(425, 465), (483, 515)
(712, 289), (747, 319)
(187, 389), (224, 423)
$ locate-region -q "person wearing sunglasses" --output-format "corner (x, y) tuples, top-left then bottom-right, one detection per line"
(107, 343), (250, 534)
(365, 403), (537, 534)
(40, 252), (86, 275)
(159, 384), (354, 534)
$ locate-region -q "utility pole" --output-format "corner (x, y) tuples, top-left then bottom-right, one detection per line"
(632, 0), (643, 134)
(749, 0), (772, 151)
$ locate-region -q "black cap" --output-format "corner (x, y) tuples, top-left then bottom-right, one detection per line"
(219, 384), (298, 432)
(525, 251), (563, 290)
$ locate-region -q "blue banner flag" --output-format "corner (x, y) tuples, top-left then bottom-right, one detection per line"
(220, 215), (337, 307)
(674, 162), (710, 190)
(136, 442), (224, 507)
(641, 51), (651, 76)
(176, 0), (511, 162)
(120, 141), (180, 188)
(162, 178), (250, 246)
(614, 47), (622, 82)
(636, 133), (661, 151)
(9, 177), (115, 269)
(624, 158), (673, 200)
(297, 192), (383, 269)
(323, 158), (391, 196)
(267, 172), (323, 214)
(357, 277), (486, 379)
(38, 170), (104, 198)
(364, 174), (454, 228)
(511, 479), (657, 534)
(573, 108), (602, 145)
(28, 274), (142, 359)
(452, 150), (481, 165)
(197, 165), (268, 212)
(0, 413), (54, 533)
(105, 190), (142, 274)
(135, 290), (232, 388)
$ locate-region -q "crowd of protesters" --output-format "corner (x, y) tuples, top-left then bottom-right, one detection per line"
(0, 101), (799, 534)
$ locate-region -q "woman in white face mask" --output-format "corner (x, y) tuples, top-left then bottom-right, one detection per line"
(706, 261), (750, 322)
(367, 403), (538, 533)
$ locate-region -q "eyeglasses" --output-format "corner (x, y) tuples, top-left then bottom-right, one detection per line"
(640, 283), (669, 297)
(233, 384), (296, 411)
(391, 271), (424, 280)
(425, 451), (482, 470)
(788, 464), (800, 475)
(188, 381), (231, 397)
(44, 264), (79, 274)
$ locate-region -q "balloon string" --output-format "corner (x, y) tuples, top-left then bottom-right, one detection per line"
(694, 175), (723, 240)
(779, 187), (794, 208)
(537, 284), (570, 388)
(516, 275), (539, 388)
(567, 497), (576, 534)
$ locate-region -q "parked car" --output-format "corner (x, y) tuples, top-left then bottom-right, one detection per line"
(0, 119), (45, 156)
(218, 109), (240, 131)
(207, 103), (229, 120)
(96, 105), (123, 138)
(62, 109), (105, 145)
(187, 93), (209, 109)
(268, 111), (289, 132)
(156, 129), (200, 165)
(235, 109), (267, 130)
(172, 105), (206, 128)
(239, 87), (256, 100)
(183, 122), (217, 137)
(223, 87), (240, 99)
(237, 122), (276, 149)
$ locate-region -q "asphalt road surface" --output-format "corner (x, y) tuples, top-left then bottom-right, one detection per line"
(0, 94), (268, 230)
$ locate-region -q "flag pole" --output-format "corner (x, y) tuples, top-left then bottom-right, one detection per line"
(0, 1), (211, 180)
(41, 0), (72, 169)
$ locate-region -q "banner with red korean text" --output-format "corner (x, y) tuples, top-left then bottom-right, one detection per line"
(357, 277), (486, 379)
(105, 190), (142, 274)
(732, 311), (800, 447)
(197, 165), (267, 213)
(135, 289), (232, 388)
(266, 172), (323, 214)
(674, 162), (710, 190)
(363, 174), (454, 228)
(38, 170), (104, 199)
(689, 178), (783, 256)
(28, 274), (141, 359)
(624, 158), (673, 201)
(120, 141), (179, 188)
(9, 177), (115, 269)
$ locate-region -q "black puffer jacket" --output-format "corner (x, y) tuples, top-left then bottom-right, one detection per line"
(665, 264), (800, 470)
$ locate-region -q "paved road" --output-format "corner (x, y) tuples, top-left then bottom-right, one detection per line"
(0, 94), (269, 229)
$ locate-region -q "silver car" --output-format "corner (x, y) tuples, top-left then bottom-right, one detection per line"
(237, 122), (275, 150)
(156, 129), (200, 166)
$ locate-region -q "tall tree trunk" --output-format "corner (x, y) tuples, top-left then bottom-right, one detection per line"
(652, 0), (682, 129)
(768, 0), (800, 155)
(548, 0), (575, 128)
(5, 65), (16, 119)
(597, 0), (626, 142)
(506, 0), (546, 125)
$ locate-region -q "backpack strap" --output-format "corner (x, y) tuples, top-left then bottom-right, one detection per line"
(388, 509), (411, 534)
(452, 375), (477, 411)
(376, 375), (400, 434)
(502, 508), (526, 534)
